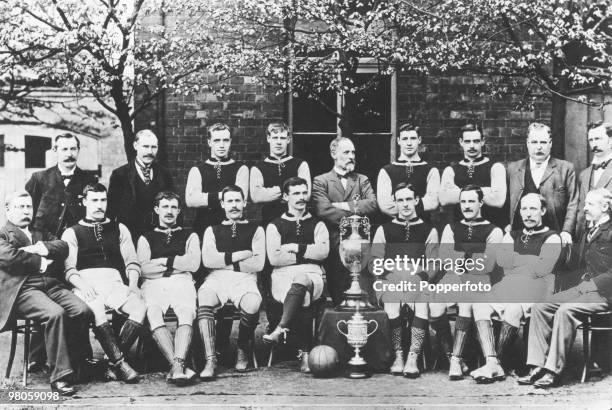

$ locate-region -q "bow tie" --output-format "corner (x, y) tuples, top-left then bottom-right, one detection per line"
(337, 172), (352, 180)
(61, 174), (72, 181)
(593, 160), (611, 171)
(397, 217), (420, 223)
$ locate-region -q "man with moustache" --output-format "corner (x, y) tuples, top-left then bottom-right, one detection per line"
(0, 191), (92, 395)
(429, 184), (503, 380)
(377, 124), (440, 221)
(519, 188), (612, 388)
(197, 185), (264, 379)
(576, 122), (612, 241)
(439, 124), (507, 227)
(186, 123), (249, 236)
(263, 177), (329, 372)
(250, 122), (311, 225)
(471, 193), (562, 384)
(507, 123), (577, 246)
(312, 136), (378, 305)
(25, 132), (98, 372)
(62, 183), (145, 384)
(370, 182), (439, 377)
(108, 129), (174, 241)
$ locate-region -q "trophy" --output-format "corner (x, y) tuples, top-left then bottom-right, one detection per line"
(337, 308), (379, 378)
(337, 208), (375, 311)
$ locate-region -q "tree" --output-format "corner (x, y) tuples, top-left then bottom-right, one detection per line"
(0, 0), (212, 160)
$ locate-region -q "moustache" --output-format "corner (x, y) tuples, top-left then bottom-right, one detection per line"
(230, 208), (239, 212)
(64, 157), (76, 162)
(592, 147), (602, 152)
(144, 154), (155, 158)
(164, 214), (174, 218)
(462, 208), (473, 212)
(296, 201), (306, 205)
(21, 217), (31, 222)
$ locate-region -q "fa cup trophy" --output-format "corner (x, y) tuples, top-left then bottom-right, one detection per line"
(337, 308), (379, 378)
(337, 208), (375, 311)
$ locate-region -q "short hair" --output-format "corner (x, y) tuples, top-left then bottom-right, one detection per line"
(134, 129), (157, 143)
(459, 184), (484, 202)
(398, 123), (419, 136)
(329, 136), (351, 155)
(392, 182), (415, 198)
(527, 123), (551, 139)
(587, 188), (612, 211)
(82, 183), (107, 198)
(267, 122), (289, 136)
(588, 121), (612, 138)
(282, 177), (308, 195)
(54, 133), (80, 149)
(459, 123), (483, 139)
(5, 190), (31, 207)
(153, 191), (181, 208)
(520, 193), (547, 209)
(221, 184), (244, 201)
(207, 122), (231, 139)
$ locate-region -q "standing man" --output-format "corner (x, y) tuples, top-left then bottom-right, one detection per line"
(25, 132), (97, 371)
(108, 129), (174, 241)
(377, 123), (440, 220)
(250, 122), (311, 225)
(0, 191), (92, 395)
(62, 183), (146, 384)
(439, 124), (507, 227)
(186, 123), (249, 236)
(519, 188), (612, 388)
(263, 177), (329, 372)
(312, 136), (378, 305)
(576, 122), (612, 241)
(507, 123), (577, 244)
(137, 191), (200, 385)
(197, 185), (264, 379)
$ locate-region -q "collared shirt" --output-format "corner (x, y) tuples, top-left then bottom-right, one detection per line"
(587, 214), (610, 242)
(58, 166), (76, 187)
(135, 159), (154, 183)
(591, 153), (612, 187)
(19, 227), (32, 244)
(529, 156), (550, 187)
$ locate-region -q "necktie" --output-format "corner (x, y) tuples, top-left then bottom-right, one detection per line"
(593, 160), (611, 171)
(587, 224), (598, 242)
(137, 163), (152, 185)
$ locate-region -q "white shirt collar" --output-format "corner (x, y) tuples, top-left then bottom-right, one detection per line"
(529, 155), (550, 169)
(590, 214), (610, 229)
(592, 153), (612, 165)
(334, 166), (349, 177)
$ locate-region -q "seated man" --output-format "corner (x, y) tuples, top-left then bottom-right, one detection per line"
(62, 183), (146, 383)
(198, 185), (265, 379)
(137, 191), (200, 385)
(0, 191), (92, 395)
(263, 177), (330, 372)
(370, 182), (439, 377)
(430, 184), (503, 380)
(519, 188), (612, 388)
(471, 193), (561, 383)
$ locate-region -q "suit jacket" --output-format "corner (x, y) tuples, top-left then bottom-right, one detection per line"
(578, 218), (612, 303)
(507, 158), (578, 234)
(107, 161), (174, 239)
(0, 222), (68, 331)
(312, 170), (378, 248)
(25, 166), (98, 236)
(576, 164), (612, 240)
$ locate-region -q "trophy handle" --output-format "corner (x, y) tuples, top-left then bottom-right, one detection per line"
(361, 216), (371, 239)
(336, 320), (349, 337)
(366, 320), (378, 337)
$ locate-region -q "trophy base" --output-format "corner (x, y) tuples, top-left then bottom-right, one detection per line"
(336, 295), (376, 312)
(346, 363), (370, 379)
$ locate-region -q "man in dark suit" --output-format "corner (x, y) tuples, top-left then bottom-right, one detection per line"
(24, 132), (97, 372)
(312, 136), (378, 305)
(108, 129), (174, 241)
(0, 191), (92, 395)
(519, 188), (612, 388)
(576, 122), (612, 241)
(507, 123), (578, 243)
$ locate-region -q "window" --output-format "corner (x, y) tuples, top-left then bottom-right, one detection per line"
(24, 135), (52, 168)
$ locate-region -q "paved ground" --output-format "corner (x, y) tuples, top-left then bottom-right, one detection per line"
(2, 328), (612, 409)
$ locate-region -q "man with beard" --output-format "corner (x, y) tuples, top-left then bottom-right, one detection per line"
(263, 177), (329, 372)
(519, 188), (612, 388)
(250, 122), (311, 225)
(312, 136), (378, 305)
(377, 124), (440, 221)
(576, 122), (612, 241)
(471, 193), (561, 384)
(370, 182), (439, 377)
(137, 191), (200, 385)
(0, 191), (92, 395)
(186, 123), (249, 236)
(62, 183), (145, 383)
(108, 130), (174, 241)
(439, 124), (507, 227)
(429, 184), (503, 380)
(25, 133), (98, 372)
(197, 185), (264, 379)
